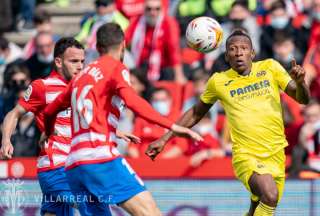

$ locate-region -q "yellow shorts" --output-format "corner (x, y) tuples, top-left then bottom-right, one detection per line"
(232, 149), (286, 202)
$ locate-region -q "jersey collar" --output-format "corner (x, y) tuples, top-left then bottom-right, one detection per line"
(49, 70), (68, 84)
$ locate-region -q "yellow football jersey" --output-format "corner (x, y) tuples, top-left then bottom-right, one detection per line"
(201, 59), (292, 157)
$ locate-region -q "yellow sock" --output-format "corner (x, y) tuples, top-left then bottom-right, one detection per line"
(253, 202), (275, 216)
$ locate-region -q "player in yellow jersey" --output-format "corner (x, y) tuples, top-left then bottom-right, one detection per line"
(145, 29), (310, 216)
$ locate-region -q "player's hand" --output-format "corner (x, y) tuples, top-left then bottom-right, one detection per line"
(116, 130), (141, 144)
(38, 132), (48, 150)
(290, 59), (306, 84)
(145, 138), (166, 161)
(171, 124), (203, 142)
(0, 140), (14, 159)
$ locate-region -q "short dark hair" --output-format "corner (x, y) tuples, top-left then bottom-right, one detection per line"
(33, 8), (51, 25)
(0, 36), (9, 50)
(226, 29), (253, 49)
(96, 23), (124, 54)
(269, 0), (286, 13)
(54, 37), (84, 58)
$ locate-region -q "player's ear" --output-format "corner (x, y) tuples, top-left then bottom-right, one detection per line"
(54, 57), (62, 69)
(225, 51), (229, 63)
(251, 49), (255, 60)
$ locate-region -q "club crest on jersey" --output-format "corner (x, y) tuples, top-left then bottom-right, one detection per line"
(24, 85), (32, 101)
(122, 69), (131, 86)
(256, 71), (267, 77)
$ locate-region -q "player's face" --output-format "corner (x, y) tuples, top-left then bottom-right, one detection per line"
(225, 35), (254, 75)
(57, 47), (85, 81)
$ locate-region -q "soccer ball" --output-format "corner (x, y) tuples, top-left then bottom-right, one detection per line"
(186, 16), (223, 53)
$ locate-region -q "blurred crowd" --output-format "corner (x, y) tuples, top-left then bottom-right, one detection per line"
(0, 0), (320, 178)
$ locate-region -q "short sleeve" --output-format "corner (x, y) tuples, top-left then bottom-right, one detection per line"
(269, 59), (292, 91)
(18, 80), (45, 113)
(200, 75), (218, 104)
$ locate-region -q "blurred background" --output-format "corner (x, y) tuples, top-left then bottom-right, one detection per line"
(0, 0), (320, 215)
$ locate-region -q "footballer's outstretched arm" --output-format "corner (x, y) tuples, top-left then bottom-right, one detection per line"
(118, 86), (203, 141)
(1, 105), (27, 159)
(145, 100), (212, 160)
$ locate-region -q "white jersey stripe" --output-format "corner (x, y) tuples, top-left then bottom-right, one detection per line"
(43, 78), (67, 86)
(37, 155), (50, 168)
(111, 95), (125, 112)
(54, 124), (72, 138)
(109, 132), (117, 143)
(46, 92), (62, 103)
(57, 108), (71, 118)
(107, 113), (119, 129)
(53, 154), (68, 166)
(71, 132), (106, 146)
(66, 145), (119, 167)
(52, 141), (70, 154)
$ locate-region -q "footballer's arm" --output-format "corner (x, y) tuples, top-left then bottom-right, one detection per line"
(1, 105), (27, 159)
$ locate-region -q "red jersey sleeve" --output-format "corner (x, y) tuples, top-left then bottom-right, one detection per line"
(18, 80), (45, 113)
(43, 81), (72, 135)
(112, 63), (173, 129)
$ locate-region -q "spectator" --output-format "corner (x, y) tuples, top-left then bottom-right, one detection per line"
(0, 63), (31, 121)
(289, 101), (320, 177)
(260, 0), (308, 58)
(205, 0), (261, 71)
(125, 0), (186, 83)
(25, 32), (54, 80)
(23, 9), (59, 59)
(272, 31), (303, 71)
(0, 64), (39, 156)
(303, 42), (320, 101)
(308, 0), (320, 48)
(0, 0), (13, 32)
(0, 36), (23, 87)
(127, 87), (188, 158)
(75, 0), (129, 49)
(115, 0), (145, 19)
(17, 0), (36, 31)
(187, 113), (225, 167)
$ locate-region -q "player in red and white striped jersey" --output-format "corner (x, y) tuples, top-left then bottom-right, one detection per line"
(0, 37), (85, 216)
(43, 23), (202, 216)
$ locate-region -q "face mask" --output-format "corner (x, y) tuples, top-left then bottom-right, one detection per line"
(194, 124), (213, 135)
(271, 17), (289, 29)
(96, 13), (114, 23)
(231, 18), (244, 28)
(275, 52), (294, 63)
(0, 56), (5, 65)
(312, 12), (320, 22)
(11, 80), (28, 91)
(145, 16), (158, 26)
(152, 101), (170, 116)
(37, 53), (53, 64)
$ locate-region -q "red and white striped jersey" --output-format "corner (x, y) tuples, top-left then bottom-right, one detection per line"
(43, 55), (173, 170)
(19, 71), (71, 172)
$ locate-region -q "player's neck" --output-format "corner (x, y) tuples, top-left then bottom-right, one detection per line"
(101, 50), (121, 61)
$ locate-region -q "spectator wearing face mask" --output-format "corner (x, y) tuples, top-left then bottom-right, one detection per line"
(0, 64), (31, 121)
(289, 100), (320, 177)
(125, 0), (186, 83)
(204, 0), (261, 71)
(260, 0), (308, 59)
(308, 0), (320, 48)
(0, 63), (39, 156)
(24, 32), (54, 80)
(76, 0), (128, 48)
(272, 31), (303, 71)
(186, 113), (225, 167)
(127, 87), (188, 158)
(0, 36), (23, 88)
